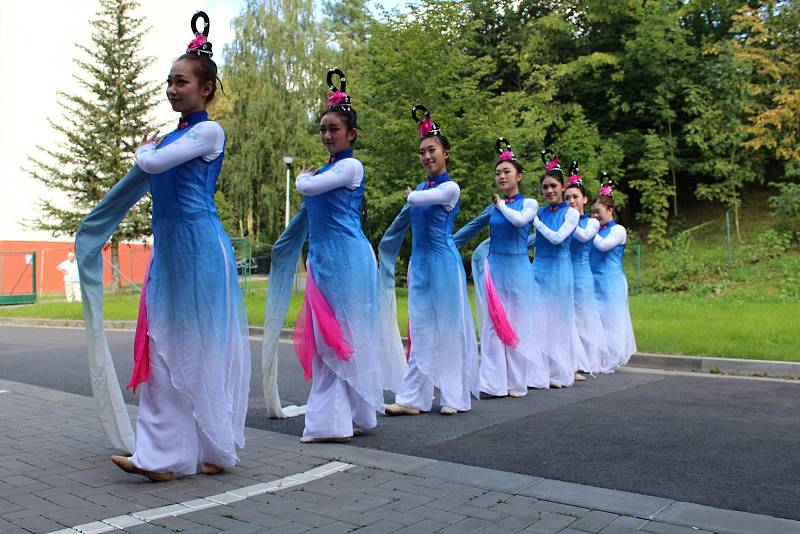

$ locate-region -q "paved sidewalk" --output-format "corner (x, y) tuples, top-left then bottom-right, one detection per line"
(1, 379), (798, 534)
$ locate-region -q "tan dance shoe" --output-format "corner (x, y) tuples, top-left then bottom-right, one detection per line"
(384, 403), (421, 416)
(575, 373), (587, 382)
(508, 390), (526, 398)
(353, 424), (365, 436)
(549, 380), (563, 389)
(111, 455), (172, 482)
(300, 436), (352, 444)
(201, 463), (224, 475)
(439, 405), (458, 415)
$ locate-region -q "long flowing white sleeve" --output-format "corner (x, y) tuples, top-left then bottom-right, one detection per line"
(406, 181), (460, 212)
(495, 198), (538, 227)
(572, 217), (600, 243)
(135, 121), (224, 174)
(593, 224), (627, 252)
(533, 207), (579, 245)
(295, 158), (363, 196)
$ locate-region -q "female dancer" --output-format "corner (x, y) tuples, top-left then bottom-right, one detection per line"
(381, 106), (479, 415)
(111, 12), (250, 480)
(564, 166), (613, 374)
(590, 181), (637, 369)
(531, 151), (587, 387)
(291, 69), (386, 442)
(452, 139), (548, 395)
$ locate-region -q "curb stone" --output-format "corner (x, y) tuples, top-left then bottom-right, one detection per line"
(1, 317), (799, 380)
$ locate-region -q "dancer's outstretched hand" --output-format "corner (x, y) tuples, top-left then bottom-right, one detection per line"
(405, 186), (413, 199)
(493, 194), (500, 205)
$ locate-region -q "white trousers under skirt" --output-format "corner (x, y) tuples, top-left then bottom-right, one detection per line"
(129, 351), (237, 477)
(479, 328), (528, 397)
(395, 358), (471, 412)
(303, 355), (377, 439)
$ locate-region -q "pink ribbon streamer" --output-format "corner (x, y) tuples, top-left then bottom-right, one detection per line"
(128, 261), (152, 392)
(483, 262), (519, 348)
(293, 263), (353, 380)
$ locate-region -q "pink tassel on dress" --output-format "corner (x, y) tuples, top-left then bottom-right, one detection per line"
(293, 263), (353, 380)
(128, 262), (152, 392)
(483, 263), (519, 348)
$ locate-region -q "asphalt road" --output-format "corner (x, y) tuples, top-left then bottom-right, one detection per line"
(1, 325), (799, 520)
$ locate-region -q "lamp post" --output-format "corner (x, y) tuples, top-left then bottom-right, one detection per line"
(282, 155), (294, 228)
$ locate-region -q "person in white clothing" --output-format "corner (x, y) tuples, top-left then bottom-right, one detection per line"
(56, 252), (81, 302)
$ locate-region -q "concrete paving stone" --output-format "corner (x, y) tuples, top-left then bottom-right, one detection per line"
(260, 502), (339, 527)
(528, 499), (590, 518)
(260, 521), (315, 534)
(519, 479), (674, 520)
(390, 518), (449, 534)
(149, 515), (228, 532)
(413, 505), (469, 524)
(376, 477), (451, 499)
(449, 503), (511, 521)
(340, 494), (394, 513)
(2, 502), (67, 520)
(3, 491), (59, 509)
(569, 510), (621, 532)
(305, 520), (359, 533)
(518, 512), (578, 533)
(319, 446), (438, 475)
(125, 522), (219, 533)
(7, 513), (69, 533)
(182, 509), (257, 530)
(361, 507), (424, 526)
(639, 521), (714, 534)
(406, 461), (542, 493)
(475, 513), (543, 533)
(36, 473), (85, 489)
(489, 502), (543, 519)
(213, 505), (293, 528)
(384, 491), (436, 512)
(426, 491), (484, 512)
(1, 474), (40, 487)
(464, 490), (514, 509)
(438, 517), (494, 533)
(654, 502), (800, 534)
(110, 490), (176, 508)
(604, 516), (650, 530)
(349, 519), (407, 534)
(598, 526), (642, 534)
(102, 515), (145, 529)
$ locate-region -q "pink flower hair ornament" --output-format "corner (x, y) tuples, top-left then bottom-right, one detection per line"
(598, 184), (614, 197)
(495, 138), (515, 161)
(186, 12), (213, 57)
(412, 104), (441, 138)
(498, 150), (515, 161)
(326, 68), (352, 111)
(568, 173), (582, 185)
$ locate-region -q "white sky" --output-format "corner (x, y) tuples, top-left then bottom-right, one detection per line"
(0, 0), (410, 241)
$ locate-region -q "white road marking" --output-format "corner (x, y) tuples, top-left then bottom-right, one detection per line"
(47, 461), (352, 534)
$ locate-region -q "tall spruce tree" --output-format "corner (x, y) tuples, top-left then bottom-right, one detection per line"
(27, 0), (159, 288)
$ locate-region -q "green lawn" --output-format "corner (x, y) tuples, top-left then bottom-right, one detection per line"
(2, 289), (798, 362)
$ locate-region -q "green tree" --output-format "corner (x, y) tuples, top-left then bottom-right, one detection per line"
(219, 0), (332, 244)
(630, 133), (675, 248)
(26, 0), (159, 288)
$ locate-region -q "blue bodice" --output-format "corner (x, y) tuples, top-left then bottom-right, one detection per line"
(410, 172), (459, 253)
(590, 220), (627, 274)
(490, 194), (532, 255)
(302, 150), (367, 248)
(536, 202), (572, 259)
(150, 110), (224, 224)
(570, 215), (593, 267)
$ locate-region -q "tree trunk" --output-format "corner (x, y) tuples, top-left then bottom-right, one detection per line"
(111, 239), (121, 292)
(667, 119), (678, 217)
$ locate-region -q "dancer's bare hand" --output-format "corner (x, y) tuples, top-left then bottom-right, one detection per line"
(300, 161), (316, 176)
(136, 129), (161, 150)
(493, 194), (500, 205)
(405, 187), (413, 199)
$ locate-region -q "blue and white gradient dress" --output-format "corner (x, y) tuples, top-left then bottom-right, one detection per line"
(570, 215), (614, 373)
(455, 195), (549, 395)
(532, 202), (586, 387)
(131, 110), (250, 476)
(389, 172), (480, 411)
(590, 220), (637, 368)
(295, 149), (386, 438)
